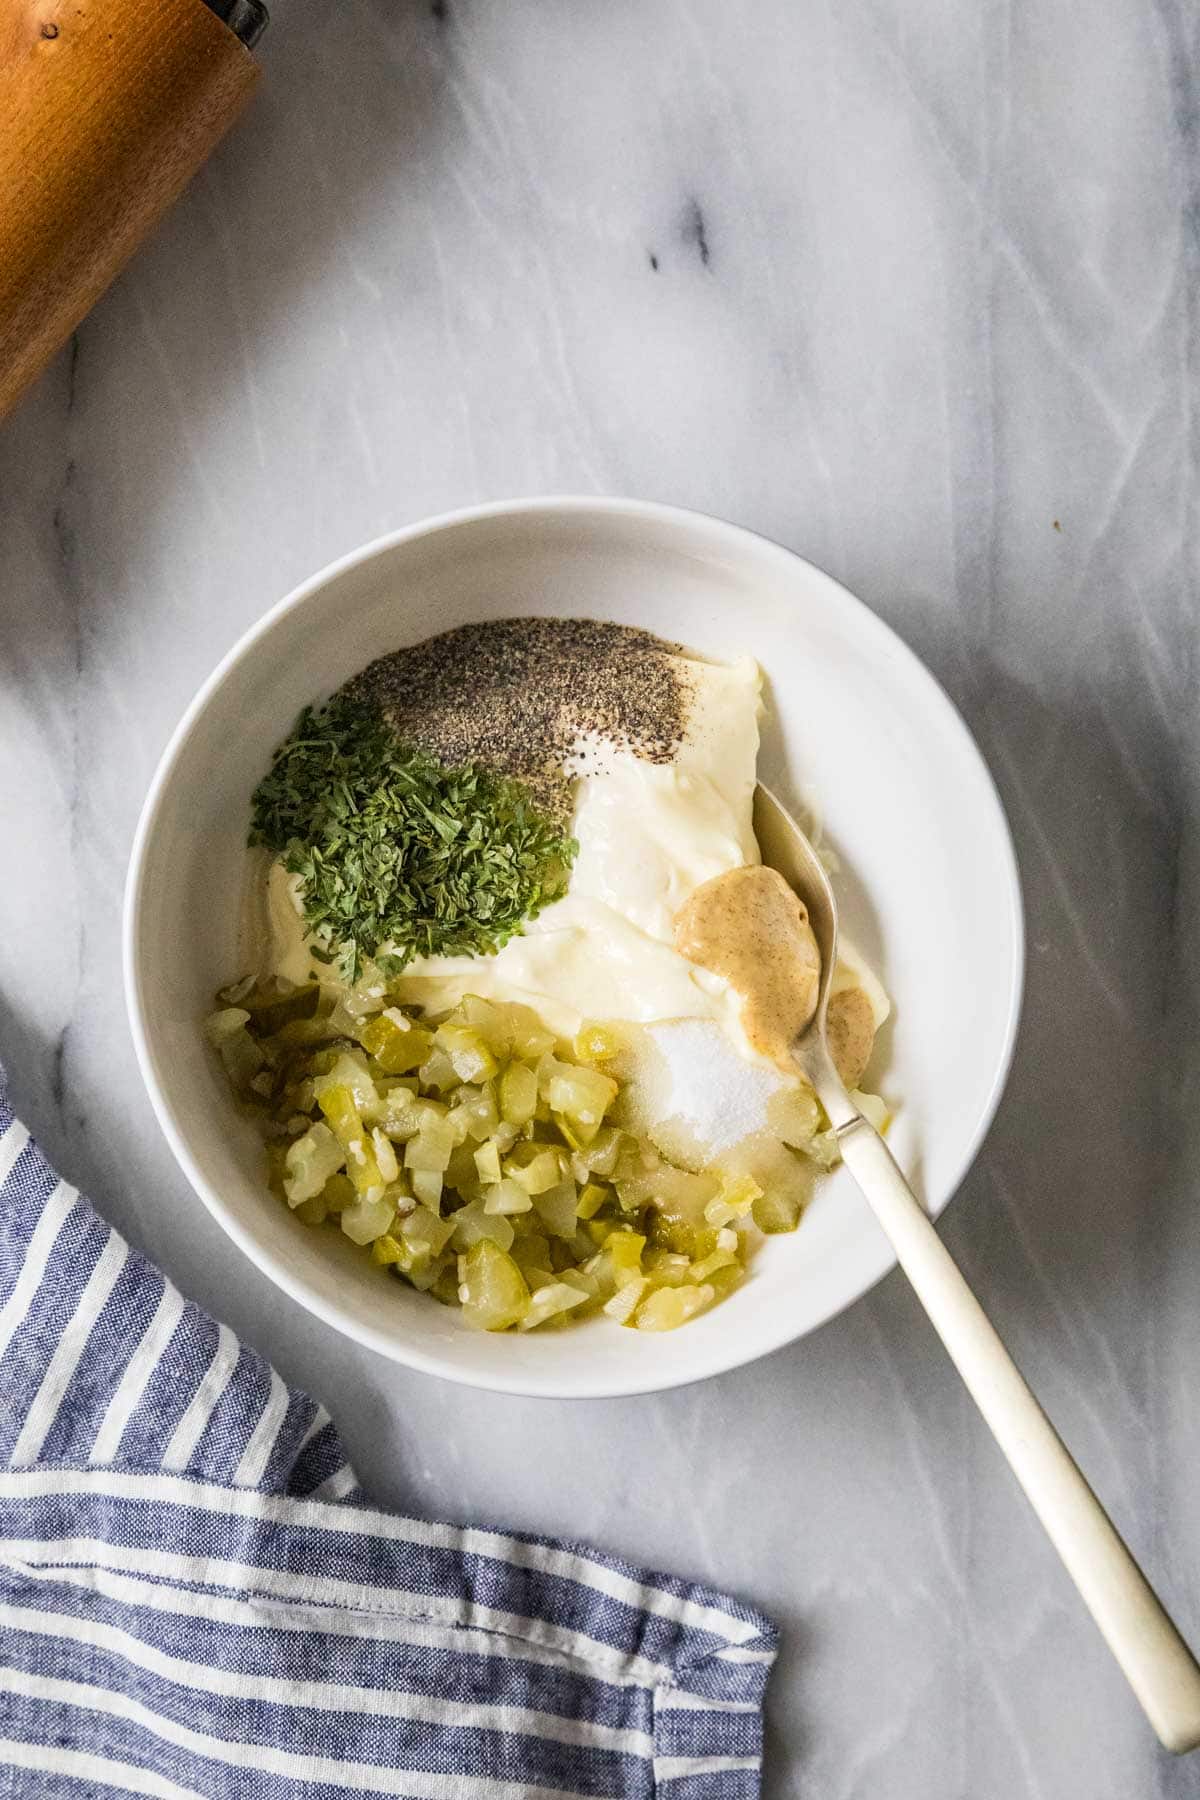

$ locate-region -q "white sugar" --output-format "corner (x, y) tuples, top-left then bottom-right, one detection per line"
(622, 1019), (784, 1161)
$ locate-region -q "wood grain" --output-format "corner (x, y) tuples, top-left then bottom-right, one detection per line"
(0, 0), (259, 418)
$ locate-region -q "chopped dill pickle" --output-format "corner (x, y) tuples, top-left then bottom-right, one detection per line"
(358, 1012), (433, 1074)
(283, 1123), (345, 1208)
(405, 1118), (456, 1174)
(410, 1169), (443, 1212)
(506, 1147), (562, 1197)
(608, 1231), (646, 1285)
(458, 1240), (530, 1331)
(575, 1182), (608, 1220)
(451, 1201), (515, 1253)
(498, 1062), (537, 1128)
(752, 1188), (803, 1235)
(572, 1022), (621, 1064)
(208, 983), (782, 1334)
(400, 1207), (455, 1259)
(473, 1140), (503, 1185)
(435, 1024), (499, 1083)
(531, 1178), (578, 1240)
(320, 1173), (356, 1214)
(340, 1192), (395, 1244)
(484, 1178), (534, 1216)
(318, 1085), (384, 1195)
(519, 1281), (589, 1331)
(635, 1284), (715, 1332)
(603, 1278), (646, 1325)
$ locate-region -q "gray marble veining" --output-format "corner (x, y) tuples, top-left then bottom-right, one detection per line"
(1, 0), (1198, 1792)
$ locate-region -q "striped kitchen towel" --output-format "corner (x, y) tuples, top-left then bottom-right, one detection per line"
(0, 1063), (776, 1799)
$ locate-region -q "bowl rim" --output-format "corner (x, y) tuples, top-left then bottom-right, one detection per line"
(123, 494), (1026, 1398)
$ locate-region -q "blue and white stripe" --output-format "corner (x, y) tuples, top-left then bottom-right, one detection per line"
(0, 1064), (775, 1795)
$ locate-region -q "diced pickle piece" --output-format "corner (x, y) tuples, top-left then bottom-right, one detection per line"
(572, 1022), (621, 1063)
(371, 1128), (400, 1184)
(404, 1250), (453, 1293)
(294, 1194), (328, 1228)
(461, 1084), (500, 1141)
(340, 1192), (395, 1244)
(410, 1169), (443, 1212)
(218, 1027), (267, 1095)
(378, 1094), (446, 1141)
(532, 1178), (578, 1240)
(704, 1173), (762, 1228)
(435, 1023), (499, 1084)
(506, 1147), (563, 1196)
(689, 1246), (740, 1282)
(216, 975), (256, 1007)
(418, 1047), (459, 1091)
(400, 1206), (455, 1260)
(338, 975), (390, 1019)
(554, 1112), (602, 1151)
(635, 1284), (715, 1331)
(272, 1015), (343, 1049)
(318, 1085), (384, 1194)
(320, 1172), (356, 1214)
(518, 1281), (589, 1331)
(603, 1277), (646, 1324)
(242, 980), (322, 1037)
(265, 1141), (289, 1198)
(313, 1052), (379, 1116)
(498, 1062), (537, 1128)
(575, 1182), (608, 1220)
(446, 1089), (487, 1146)
(405, 1117), (456, 1173)
(473, 1141), (503, 1185)
(359, 1011), (433, 1075)
(643, 1249), (691, 1287)
(458, 995), (514, 1058)
(372, 1233), (404, 1266)
(445, 1141), (480, 1190)
(429, 1265), (462, 1307)
(647, 1165), (720, 1218)
(457, 1240), (529, 1330)
(451, 1200), (515, 1253)
(752, 1188), (803, 1234)
(608, 1231), (646, 1286)
(283, 1122), (346, 1207)
(484, 1178), (533, 1216)
(509, 1229), (553, 1279)
(543, 1060), (618, 1124)
(569, 1125), (624, 1181)
(766, 1081), (822, 1148)
(204, 1006), (251, 1046)
(505, 1003), (555, 1060)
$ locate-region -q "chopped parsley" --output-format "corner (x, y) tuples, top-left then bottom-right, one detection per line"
(249, 696), (576, 983)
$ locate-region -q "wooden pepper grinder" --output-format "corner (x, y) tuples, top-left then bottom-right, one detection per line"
(0, 0), (267, 418)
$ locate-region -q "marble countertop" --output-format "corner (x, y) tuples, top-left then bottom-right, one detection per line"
(2, 0), (1198, 1792)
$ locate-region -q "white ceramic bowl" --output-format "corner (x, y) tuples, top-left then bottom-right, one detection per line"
(125, 498), (1023, 1398)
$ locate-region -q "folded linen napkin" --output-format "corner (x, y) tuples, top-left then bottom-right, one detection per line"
(0, 1062), (776, 1798)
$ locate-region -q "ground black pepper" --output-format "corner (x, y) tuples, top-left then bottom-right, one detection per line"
(343, 618), (694, 822)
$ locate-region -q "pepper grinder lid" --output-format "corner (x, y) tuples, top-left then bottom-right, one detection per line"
(202, 0), (269, 49)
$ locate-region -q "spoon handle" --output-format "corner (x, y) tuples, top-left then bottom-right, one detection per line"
(834, 1109), (1200, 1753)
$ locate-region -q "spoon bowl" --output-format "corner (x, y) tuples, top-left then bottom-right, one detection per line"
(753, 783), (859, 1130)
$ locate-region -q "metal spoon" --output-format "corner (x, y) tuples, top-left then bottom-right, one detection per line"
(754, 782), (1200, 1755)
